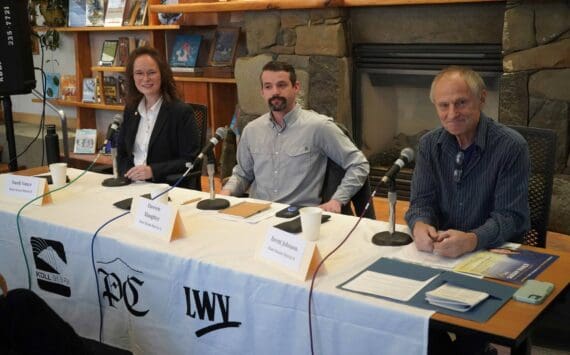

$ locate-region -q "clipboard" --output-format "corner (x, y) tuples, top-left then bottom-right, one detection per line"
(219, 201), (271, 218)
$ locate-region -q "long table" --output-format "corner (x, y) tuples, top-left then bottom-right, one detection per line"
(1, 169), (568, 355)
(1, 169), (432, 354)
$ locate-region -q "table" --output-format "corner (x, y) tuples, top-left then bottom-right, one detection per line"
(1, 169), (432, 355)
(430, 244), (570, 354)
(1, 169), (568, 355)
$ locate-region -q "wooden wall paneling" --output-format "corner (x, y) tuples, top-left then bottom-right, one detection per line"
(150, 29), (167, 59)
(209, 83), (237, 132)
(148, 0), (161, 26)
(181, 81), (209, 106)
(74, 32), (96, 129)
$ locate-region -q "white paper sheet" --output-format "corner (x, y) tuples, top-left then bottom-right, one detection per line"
(342, 270), (437, 302)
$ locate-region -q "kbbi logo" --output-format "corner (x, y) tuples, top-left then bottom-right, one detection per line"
(30, 237), (71, 297)
(96, 258), (149, 317)
(184, 287), (242, 337)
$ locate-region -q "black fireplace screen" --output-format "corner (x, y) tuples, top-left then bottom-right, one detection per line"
(352, 44), (502, 199)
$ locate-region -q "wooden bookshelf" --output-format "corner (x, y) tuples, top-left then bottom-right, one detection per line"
(173, 76), (236, 84)
(150, 0), (502, 14)
(54, 25), (180, 32)
(91, 66), (126, 73)
(32, 98), (124, 111)
(32, 0), (238, 167)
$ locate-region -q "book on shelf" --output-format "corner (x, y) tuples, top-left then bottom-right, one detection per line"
(127, 37), (149, 52)
(137, 38), (149, 48)
(85, 0), (105, 27)
(169, 34), (202, 70)
(99, 40), (119, 66)
(44, 73), (60, 99)
(425, 283), (489, 312)
(124, 0), (141, 26)
(68, 0), (86, 27)
(96, 77), (103, 103)
(60, 75), (77, 101)
(135, 0), (149, 26)
(117, 74), (127, 104)
(104, 0), (126, 27)
(74, 129), (97, 154)
(171, 67), (203, 74)
(103, 76), (119, 105)
(115, 37), (130, 67)
(82, 78), (97, 103)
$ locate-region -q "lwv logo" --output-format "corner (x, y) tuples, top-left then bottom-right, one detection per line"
(184, 287), (241, 337)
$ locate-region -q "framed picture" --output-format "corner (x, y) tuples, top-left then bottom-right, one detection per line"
(169, 34), (202, 68)
(45, 73), (61, 99)
(209, 27), (240, 67)
(60, 75), (77, 101)
(99, 40), (118, 66)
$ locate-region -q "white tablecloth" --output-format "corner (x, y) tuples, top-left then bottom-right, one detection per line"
(0, 169), (433, 355)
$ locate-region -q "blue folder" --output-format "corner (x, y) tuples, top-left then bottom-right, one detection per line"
(338, 258), (516, 322)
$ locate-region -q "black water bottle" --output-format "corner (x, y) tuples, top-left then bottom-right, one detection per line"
(45, 124), (60, 165)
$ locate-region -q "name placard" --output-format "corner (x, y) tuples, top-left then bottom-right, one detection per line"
(131, 196), (186, 242)
(0, 175), (51, 205)
(256, 227), (322, 281)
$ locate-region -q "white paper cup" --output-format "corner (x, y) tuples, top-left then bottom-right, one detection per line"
(150, 185), (170, 204)
(300, 207), (323, 241)
(49, 162), (67, 188)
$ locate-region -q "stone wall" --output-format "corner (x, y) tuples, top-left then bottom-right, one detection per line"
(234, 9), (351, 134)
(500, 0), (570, 233)
(232, 2), (570, 234)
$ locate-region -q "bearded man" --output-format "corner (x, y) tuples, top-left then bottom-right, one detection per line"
(221, 61), (369, 213)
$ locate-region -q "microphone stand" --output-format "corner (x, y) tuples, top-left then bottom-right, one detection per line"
(197, 151), (229, 210)
(372, 177), (413, 246)
(102, 135), (131, 187)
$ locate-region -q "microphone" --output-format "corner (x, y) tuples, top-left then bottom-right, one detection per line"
(101, 114), (130, 187)
(195, 127), (228, 163)
(196, 140), (230, 210)
(381, 147), (415, 184)
(372, 147), (415, 247)
(206, 150), (216, 200)
(102, 114), (123, 149)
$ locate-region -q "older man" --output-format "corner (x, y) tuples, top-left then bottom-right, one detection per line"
(221, 61), (369, 213)
(405, 66), (530, 259)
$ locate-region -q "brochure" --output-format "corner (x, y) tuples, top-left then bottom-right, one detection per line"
(74, 129), (97, 154)
(425, 283), (489, 312)
(453, 247), (558, 284)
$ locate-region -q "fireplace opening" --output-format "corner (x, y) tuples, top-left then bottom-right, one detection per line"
(352, 44), (502, 199)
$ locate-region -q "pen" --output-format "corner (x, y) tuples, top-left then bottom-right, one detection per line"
(181, 197), (201, 205)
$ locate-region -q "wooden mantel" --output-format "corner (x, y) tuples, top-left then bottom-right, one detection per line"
(151, 0), (503, 14)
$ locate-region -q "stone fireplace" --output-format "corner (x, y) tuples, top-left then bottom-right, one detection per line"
(233, 1), (570, 234)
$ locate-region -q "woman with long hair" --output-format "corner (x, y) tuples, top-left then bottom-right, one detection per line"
(117, 46), (200, 185)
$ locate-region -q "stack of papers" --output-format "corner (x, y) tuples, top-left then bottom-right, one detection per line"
(425, 283), (489, 312)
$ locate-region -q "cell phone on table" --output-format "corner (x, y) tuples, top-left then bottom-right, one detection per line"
(275, 206), (301, 218)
